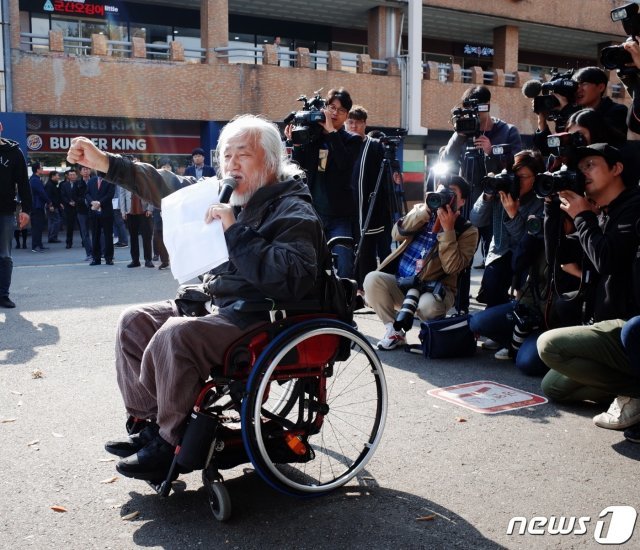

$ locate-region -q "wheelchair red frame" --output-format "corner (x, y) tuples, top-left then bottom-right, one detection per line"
(148, 311), (388, 521)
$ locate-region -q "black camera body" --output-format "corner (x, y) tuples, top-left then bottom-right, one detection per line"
(284, 93), (327, 145)
(451, 99), (488, 138)
(481, 170), (519, 199)
(425, 189), (457, 212)
(533, 167), (585, 198)
(546, 131), (587, 160)
(600, 3), (640, 71)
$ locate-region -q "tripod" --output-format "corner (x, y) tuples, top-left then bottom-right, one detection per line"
(353, 144), (406, 280)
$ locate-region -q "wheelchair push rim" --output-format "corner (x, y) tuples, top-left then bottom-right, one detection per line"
(241, 319), (387, 496)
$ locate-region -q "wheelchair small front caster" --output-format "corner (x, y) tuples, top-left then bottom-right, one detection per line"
(202, 470), (231, 521)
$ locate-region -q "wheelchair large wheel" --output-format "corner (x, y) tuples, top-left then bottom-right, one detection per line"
(241, 318), (387, 496)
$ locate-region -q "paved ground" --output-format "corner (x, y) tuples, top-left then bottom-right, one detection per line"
(1, 238), (638, 549)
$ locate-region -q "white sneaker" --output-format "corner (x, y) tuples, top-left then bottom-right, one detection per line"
(593, 397), (640, 430)
(376, 323), (406, 351)
(494, 347), (511, 360)
(481, 338), (501, 351)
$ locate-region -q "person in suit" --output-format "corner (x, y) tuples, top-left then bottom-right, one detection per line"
(86, 174), (115, 265)
(60, 168), (78, 248)
(184, 147), (215, 179)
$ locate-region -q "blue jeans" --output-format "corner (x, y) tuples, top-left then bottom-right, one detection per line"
(77, 213), (92, 256)
(469, 301), (548, 376)
(321, 214), (354, 279)
(0, 214), (16, 297)
(622, 316), (640, 373)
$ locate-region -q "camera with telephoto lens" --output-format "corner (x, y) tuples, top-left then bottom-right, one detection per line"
(533, 70), (577, 120)
(533, 166), (585, 198)
(393, 276), (446, 332)
(481, 170), (519, 199)
(425, 189), (457, 212)
(506, 303), (542, 357)
(451, 99), (489, 137)
(600, 3), (640, 72)
(283, 93), (327, 146)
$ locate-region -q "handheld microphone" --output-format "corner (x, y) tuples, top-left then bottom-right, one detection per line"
(217, 177), (238, 204)
(521, 79), (542, 98)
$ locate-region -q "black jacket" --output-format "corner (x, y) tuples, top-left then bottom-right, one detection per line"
(74, 179), (90, 215)
(570, 186), (640, 322)
(291, 127), (361, 218)
(0, 138), (31, 215)
(105, 154), (329, 322)
(596, 96), (628, 144)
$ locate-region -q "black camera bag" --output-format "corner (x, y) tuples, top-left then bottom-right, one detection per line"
(405, 314), (477, 359)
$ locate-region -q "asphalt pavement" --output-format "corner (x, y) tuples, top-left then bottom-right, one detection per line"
(1, 236), (639, 550)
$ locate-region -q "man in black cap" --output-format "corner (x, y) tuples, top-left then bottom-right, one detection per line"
(184, 147), (215, 180)
(538, 143), (640, 426)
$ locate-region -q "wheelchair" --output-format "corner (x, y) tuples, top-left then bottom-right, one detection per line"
(145, 295), (388, 522)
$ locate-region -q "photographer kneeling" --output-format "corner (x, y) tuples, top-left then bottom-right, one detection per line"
(363, 177), (478, 350)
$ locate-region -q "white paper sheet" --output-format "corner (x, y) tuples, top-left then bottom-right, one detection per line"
(161, 177), (229, 283)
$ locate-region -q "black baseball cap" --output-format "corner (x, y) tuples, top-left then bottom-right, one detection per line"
(191, 147), (205, 156)
(575, 143), (623, 166)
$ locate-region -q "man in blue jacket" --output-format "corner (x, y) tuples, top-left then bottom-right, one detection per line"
(29, 162), (50, 253)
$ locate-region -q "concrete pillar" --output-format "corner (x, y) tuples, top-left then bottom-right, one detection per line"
(449, 64), (463, 83)
(169, 40), (185, 62)
(356, 54), (372, 74)
(91, 34), (108, 56)
(387, 57), (401, 76)
(49, 30), (64, 53)
(132, 37), (146, 58)
(9, 0), (20, 48)
(327, 51), (341, 71)
(424, 61), (439, 80)
(367, 5), (403, 60)
(263, 44), (278, 65)
(470, 66), (484, 84)
(493, 25), (519, 74)
(493, 68), (505, 87)
(202, 0), (228, 65)
(296, 47), (311, 69)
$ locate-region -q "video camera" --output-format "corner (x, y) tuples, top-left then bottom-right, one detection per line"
(600, 3), (640, 72)
(533, 166), (585, 198)
(378, 129), (407, 160)
(283, 92), (327, 145)
(536, 70), (577, 120)
(451, 99), (488, 138)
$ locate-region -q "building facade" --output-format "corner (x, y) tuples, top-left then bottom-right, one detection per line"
(2, 0), (632, 199)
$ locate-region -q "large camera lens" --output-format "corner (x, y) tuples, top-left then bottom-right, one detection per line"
(394, 288), (420, 332)
(533, 173), (556, 198)
(526, 216), (543, 235)
(600, 44), (633, 70)
(425, 190), (455, 211)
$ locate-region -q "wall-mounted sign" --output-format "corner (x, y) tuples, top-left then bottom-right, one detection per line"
(44, 0), (119, 17)
(463, 44), (494, 57)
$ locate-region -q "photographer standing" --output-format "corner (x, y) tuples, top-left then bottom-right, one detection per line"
(363, 177), (478, 350)
(470, 150), (544, 310)
(285, 88), (362, 278)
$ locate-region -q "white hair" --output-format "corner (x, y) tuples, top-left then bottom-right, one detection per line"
(215, 114), (304, 182)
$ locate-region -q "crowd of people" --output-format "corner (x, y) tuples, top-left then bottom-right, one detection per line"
(2, 56), (640, 480)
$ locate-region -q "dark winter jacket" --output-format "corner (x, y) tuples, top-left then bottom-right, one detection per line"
(290, 127), (361, 218)
(0, 138), (31, 215)
(29, 173), (50, 211)
(105, 154), (329, 321)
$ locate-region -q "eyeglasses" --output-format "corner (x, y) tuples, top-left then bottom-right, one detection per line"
(578, 158), (603, 172)
(327, 104), (348, 115)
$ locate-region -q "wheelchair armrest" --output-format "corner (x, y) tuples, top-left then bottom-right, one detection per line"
(233, 299), (322, 313)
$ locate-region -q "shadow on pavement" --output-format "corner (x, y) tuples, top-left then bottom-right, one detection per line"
(121, 469), (505, 549)
(0, 311), (60, 364)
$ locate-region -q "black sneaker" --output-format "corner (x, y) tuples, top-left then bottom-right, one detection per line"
(116, 434), (176, 480)
(0, 296), (16, 308)
(105, 423), (160, 457)
(624, 423), (640, 443)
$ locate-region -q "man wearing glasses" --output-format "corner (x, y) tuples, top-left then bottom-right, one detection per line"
(286, 87), (361, 278)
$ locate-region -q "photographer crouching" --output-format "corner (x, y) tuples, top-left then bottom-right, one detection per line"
(363, 177), (478, 350)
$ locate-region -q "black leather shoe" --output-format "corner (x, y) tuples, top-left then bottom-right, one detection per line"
(116, 434), (176, 480)
(158, 263), (170, 270)
(144, 260), (154, 268)
(127, 261), (140, 268)
(105, 259), (114, 265)
(105, 423), (160, 457)
(89, 260), (101, 266)
(0, 296), (16, 308)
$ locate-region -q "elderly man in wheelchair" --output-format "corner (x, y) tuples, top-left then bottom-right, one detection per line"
(66, 115), (387, 520)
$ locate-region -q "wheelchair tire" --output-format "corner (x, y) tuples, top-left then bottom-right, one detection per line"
(241, 318), (387, 496)
(202, 471), (232, 522)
